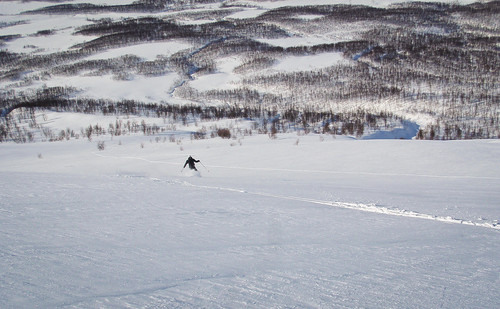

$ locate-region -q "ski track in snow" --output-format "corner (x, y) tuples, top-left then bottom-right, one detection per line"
(93, 153), (499, 231)
(177, 180), (500, 231)
(59, 272), (240, 308)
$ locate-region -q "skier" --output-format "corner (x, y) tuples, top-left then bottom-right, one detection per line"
(183, 155), (200, 171)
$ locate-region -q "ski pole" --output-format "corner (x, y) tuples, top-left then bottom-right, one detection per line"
(199, 161), (209, 172)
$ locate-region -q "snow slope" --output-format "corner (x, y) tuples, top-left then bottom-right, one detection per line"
(1, 133), (499, 308)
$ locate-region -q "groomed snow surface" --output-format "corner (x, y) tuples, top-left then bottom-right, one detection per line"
(1, 133), (499, 308)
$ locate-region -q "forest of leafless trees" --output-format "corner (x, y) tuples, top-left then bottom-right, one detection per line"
(1, 1), (499, 141)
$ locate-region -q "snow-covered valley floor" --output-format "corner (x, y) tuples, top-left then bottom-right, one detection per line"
(1, 133), (499, 308)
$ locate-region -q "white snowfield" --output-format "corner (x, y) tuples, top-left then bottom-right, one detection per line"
(1, 133), (499, 308)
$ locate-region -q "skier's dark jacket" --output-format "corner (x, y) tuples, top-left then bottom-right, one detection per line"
(184, 156), (200, 170)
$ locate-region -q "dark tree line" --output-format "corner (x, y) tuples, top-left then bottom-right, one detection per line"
(24, 0), (226, 15)
(1, 92), (408, 143)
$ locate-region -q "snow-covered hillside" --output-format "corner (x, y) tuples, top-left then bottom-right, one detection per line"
(1, 132), (499, 308)
(1, 0), (499, 140)
(1, 1), (499, 307)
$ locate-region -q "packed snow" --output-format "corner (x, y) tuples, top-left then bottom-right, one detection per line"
(1, 129), (499, 308)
